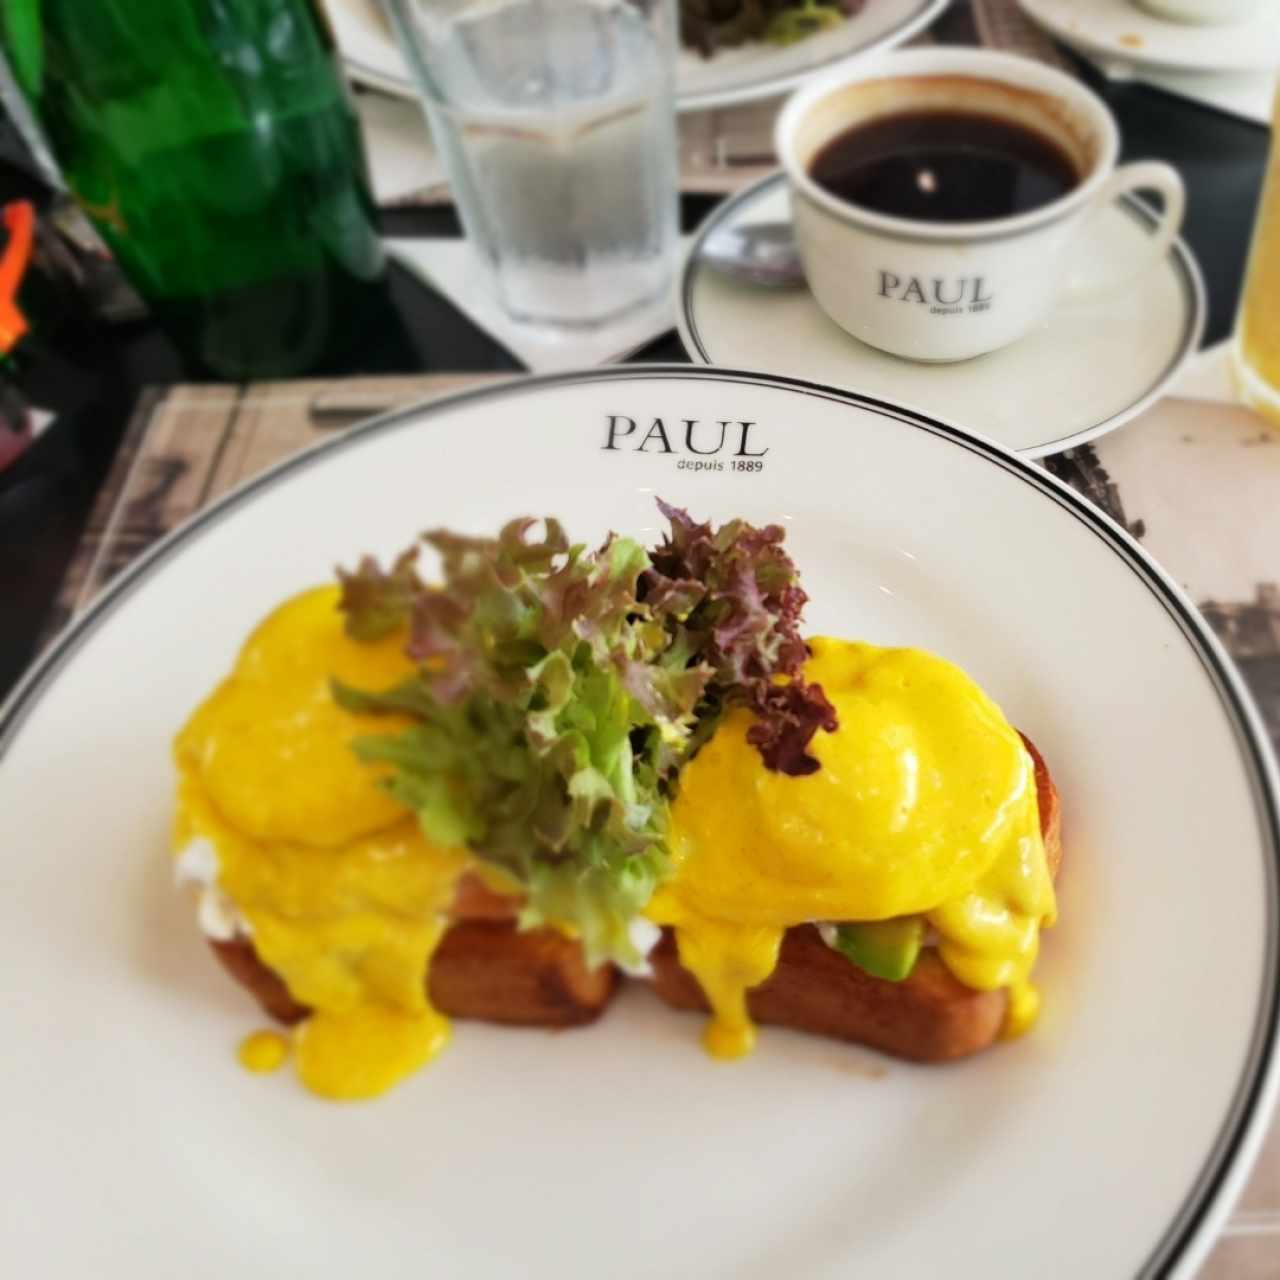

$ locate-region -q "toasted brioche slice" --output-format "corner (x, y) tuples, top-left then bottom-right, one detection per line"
(205, 737), (1058, 1056)
(428, 921), (616, 1026)
(207, 873), (617, 1030)
(647, 733), (1062, 1063)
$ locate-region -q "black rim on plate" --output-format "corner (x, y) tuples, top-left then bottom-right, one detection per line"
(677, 173), (1206, 457)
(1, 366), (1274, 1278)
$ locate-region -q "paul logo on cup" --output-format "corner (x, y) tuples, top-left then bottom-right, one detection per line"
(775, 48), (1186, 363)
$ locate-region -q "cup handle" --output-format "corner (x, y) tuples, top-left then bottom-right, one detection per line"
(1063, 161), (1186, 303)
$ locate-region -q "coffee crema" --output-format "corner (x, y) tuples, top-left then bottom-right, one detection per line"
(808, 110), (1080, 224)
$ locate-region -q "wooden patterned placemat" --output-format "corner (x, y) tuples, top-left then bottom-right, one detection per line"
(41, 373), (512, 641)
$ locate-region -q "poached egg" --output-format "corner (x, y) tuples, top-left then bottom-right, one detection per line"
(172, 586), (469, 1099)
(647, 637), (1056, 1059)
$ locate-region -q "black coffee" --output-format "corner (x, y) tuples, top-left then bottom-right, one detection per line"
(808, 110), (1080, 223)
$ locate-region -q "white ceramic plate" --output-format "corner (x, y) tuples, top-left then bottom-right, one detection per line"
(678, 173), (1206, 458)
(1, 368), (1277, 1279)
(323, 0), (949, 112)
(1018, 0), (1280, 74)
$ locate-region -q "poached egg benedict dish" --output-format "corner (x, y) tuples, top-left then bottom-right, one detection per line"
(173, 586), (471, 1100)
(649, 637), (1056, 1060)
(170, 503), (1061, 1100)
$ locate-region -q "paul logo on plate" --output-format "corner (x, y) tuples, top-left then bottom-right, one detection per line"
(602, 415), (769, 472)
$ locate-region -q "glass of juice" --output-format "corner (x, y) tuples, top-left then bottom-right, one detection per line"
(382, 0), (680, 334)
(1233, 83), (1280, 429)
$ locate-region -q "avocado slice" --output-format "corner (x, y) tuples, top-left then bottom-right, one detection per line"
(831, 918), (923, 982)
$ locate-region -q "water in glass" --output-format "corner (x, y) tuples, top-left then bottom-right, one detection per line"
(390, 0), (679, 331)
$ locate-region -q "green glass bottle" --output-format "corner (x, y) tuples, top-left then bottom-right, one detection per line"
(2, 0), (385, 379)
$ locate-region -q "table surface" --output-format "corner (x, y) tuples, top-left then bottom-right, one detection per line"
(1, 7), (1278, 1273)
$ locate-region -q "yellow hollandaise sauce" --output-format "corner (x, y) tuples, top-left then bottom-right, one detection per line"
(238, 1030), (289, 1074)
(173, 585), (468, 1100)
(647, 637), (1055, 1059)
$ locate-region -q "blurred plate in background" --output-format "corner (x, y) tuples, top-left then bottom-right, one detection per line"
(1018, 0), (1280, 74)
(324, 0), (948, 111)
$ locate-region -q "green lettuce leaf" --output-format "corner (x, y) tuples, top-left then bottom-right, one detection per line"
(334, 502), (831, 967)
(335, 517), (709, 967)
(336, 548), (423, 641)
(644, 499), (837, 775)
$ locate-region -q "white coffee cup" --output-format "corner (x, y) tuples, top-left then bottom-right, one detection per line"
(1134, 0), (1263, 24)
(775, 48), (1186, 363)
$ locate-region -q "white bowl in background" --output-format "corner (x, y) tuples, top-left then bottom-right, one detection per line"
(1135, 0), (1263, 25)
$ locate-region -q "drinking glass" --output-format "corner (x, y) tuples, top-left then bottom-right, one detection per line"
(382, 0), (680, 332)
(1233, 83), (1280, 429)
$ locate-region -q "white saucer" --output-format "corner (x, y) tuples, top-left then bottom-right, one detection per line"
(1018, 0), (1280, 74)
(677, 173), (1205, 458)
